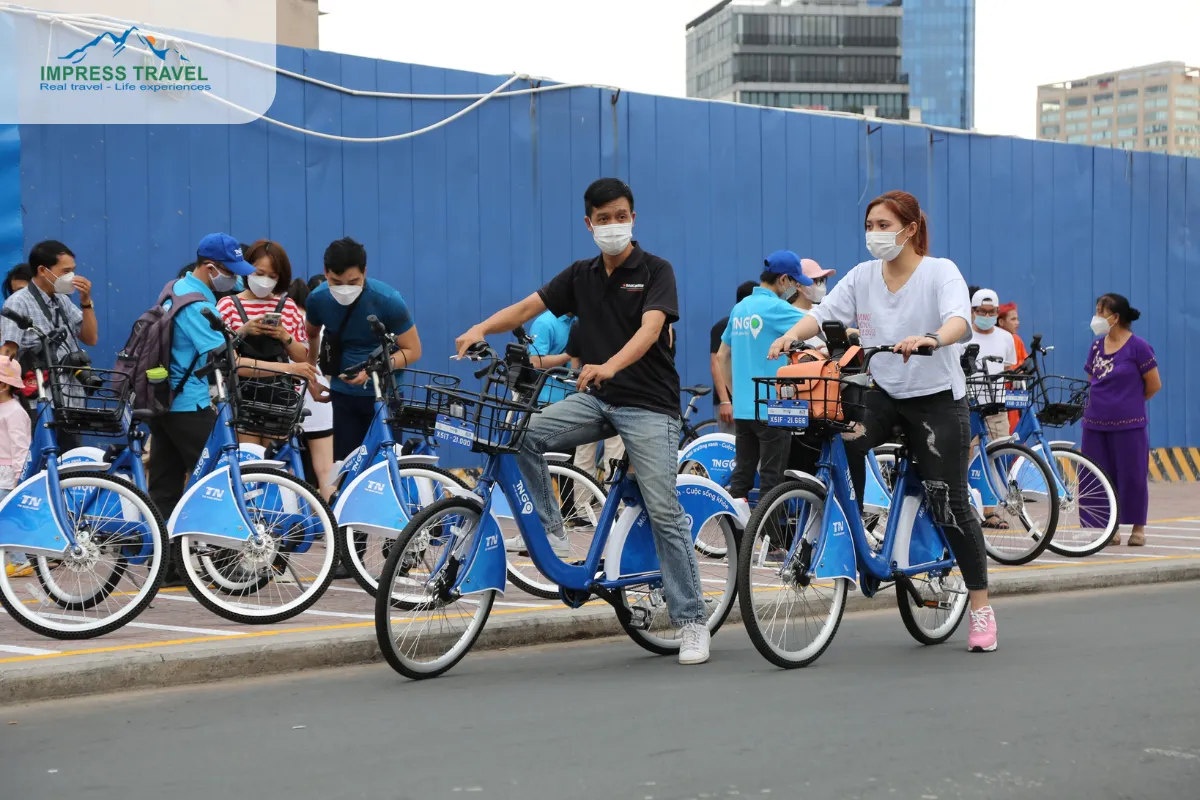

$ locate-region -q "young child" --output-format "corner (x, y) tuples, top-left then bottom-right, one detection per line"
(0, 355), (32, 577)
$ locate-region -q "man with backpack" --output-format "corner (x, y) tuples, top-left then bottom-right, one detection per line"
(140, 234), (256, 520)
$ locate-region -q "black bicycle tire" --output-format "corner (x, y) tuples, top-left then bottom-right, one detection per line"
(1045, 444), (1121, 558)
(374, 495), (495, 679)
(341, 464), (470, 597)
(0, 474), (168, 640)
(736, 478), (849, 669)
(174, 467), (342, 624)
(895, 565), (969, 645)
(980, 440), (1060, 565)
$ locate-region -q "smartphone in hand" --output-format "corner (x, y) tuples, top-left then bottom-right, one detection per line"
(262, 312), (283, 327)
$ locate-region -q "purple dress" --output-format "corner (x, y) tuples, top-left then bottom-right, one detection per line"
(1079, 334), (1156, 527)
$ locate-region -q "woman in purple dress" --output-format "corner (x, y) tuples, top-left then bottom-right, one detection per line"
(1082, 293), (1162, 547)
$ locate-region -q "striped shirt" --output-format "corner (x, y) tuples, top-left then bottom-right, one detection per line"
(215, 295), (309, 345)
(0, 283), (84, 365)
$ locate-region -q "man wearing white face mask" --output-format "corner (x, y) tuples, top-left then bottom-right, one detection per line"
(1, 239), (98, 368)
(305, 237), (422, 462)
(456, 178), (714, 666)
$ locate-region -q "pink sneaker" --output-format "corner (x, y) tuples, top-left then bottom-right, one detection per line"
(967, 606), (998, 653)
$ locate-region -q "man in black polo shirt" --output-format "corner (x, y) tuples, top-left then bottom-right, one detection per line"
(456, 178), (710, 666)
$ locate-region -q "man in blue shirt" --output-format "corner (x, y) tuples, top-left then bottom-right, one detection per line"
(527, 309), (574, 406)
(717, 250), (812, 501)
(148, 233), (257, 522)
(305, 237), (421, 461)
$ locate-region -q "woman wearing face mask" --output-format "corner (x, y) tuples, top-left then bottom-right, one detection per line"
(768, 190), (998, 653)
(996, 302), (1028, 433)
(215, 239), (310, 444)
(1082, 294), (1161, 547)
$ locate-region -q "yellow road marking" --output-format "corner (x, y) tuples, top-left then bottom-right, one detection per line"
(1172, 448), (1196, 482)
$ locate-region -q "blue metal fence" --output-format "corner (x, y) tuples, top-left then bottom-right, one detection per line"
(12, 46), (1200, 452)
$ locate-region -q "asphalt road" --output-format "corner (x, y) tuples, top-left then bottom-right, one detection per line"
(3, 583), (1199, 800)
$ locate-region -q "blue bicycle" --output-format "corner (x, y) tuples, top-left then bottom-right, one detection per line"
(0, 309), (168, 639)
(737, 339), (972, 668)
(167, 309), (339, 624)
(373, 336), (745, 679)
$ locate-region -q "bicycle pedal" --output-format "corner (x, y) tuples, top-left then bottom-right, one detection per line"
(922, 599), (955, 611)
(627, 606), (652, 631)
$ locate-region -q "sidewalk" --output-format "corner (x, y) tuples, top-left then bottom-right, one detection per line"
(2, 484), (1197, 704)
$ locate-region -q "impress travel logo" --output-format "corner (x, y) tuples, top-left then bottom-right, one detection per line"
(39, 25), (211, 94)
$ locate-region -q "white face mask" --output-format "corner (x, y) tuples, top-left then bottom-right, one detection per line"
(865, 230), (910, 262)
(52, 272), (76, 295)
(330, 284), (363, 306)
(591, 222), (633, 256)
(248, 275), (277, 299)
(803, 281), (826, 303)
(1090, 314), (1113, 336)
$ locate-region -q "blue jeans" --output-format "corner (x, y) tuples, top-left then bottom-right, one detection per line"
(516, 392), (707, 626)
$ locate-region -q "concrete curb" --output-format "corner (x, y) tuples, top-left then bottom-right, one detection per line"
(3, 558), (1198, 705)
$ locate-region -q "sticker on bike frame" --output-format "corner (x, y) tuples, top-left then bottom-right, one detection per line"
(1005, 391), (1032, 410)
(766, 399), (809, 428)
(434, 415), (476, 448)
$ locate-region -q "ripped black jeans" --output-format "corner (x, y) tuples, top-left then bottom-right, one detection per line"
(844, 388), (989, 591)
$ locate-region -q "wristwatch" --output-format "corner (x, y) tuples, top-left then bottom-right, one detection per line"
(81, 302), (93, 309)
(925, 332), (943, 349)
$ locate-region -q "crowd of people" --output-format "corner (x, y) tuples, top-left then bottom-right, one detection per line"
(0, 178), (1166, 662)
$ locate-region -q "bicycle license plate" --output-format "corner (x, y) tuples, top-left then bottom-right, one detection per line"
(767, 399), (809, 428)
(1005, 391), (1031, 410)
(434, 414), (476, 448)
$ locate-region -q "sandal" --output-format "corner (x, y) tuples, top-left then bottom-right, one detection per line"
(982, 513), (1010, 530)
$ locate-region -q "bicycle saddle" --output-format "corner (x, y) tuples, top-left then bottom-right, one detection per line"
(682, 385), (712, 398)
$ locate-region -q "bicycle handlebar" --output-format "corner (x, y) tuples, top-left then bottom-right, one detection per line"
(1, 308), (34, 331)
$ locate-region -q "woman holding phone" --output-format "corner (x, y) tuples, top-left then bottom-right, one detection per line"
(216, 240), (315, 445)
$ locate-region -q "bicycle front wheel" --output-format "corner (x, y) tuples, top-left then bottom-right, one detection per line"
(1045, 444), (1120, 558)
(342, 465), (469, 597)
(736, 479), (848, 669)
(0, 474), (167, 639)
(979, 441), (1060, 565)
(375, 497), (494, 680)
(174, 468), (340, 624)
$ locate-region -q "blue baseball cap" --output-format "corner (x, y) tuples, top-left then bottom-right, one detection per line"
(764, 250), (813, 285)
(196, 233), (254, 276)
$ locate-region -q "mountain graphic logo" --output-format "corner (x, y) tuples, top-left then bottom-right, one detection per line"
(59, 26), (189, 65)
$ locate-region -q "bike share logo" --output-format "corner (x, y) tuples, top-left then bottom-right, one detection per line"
(40, 26), (212, 94)
(193, 449), (210, 479)
(346, 446), (368, 475)
(731, 314), (765, 340)
(712, 458), (735, 470)
(683, 513), (695, 532)
(513, 480), (534, 515)
(203, 486), (224, 501)
(365, 480), (385, 496)
(18, 494), (43, 510)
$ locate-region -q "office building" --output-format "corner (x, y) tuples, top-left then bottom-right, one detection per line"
(869, 0), (974, 129)
(686, 0), (911, 120)
(1036, 62), (1200, 157)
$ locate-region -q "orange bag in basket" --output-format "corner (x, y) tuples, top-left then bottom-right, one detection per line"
(774, 346), (861, 421)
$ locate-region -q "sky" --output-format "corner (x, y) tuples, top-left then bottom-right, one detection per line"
(319, 0), (1200, 139)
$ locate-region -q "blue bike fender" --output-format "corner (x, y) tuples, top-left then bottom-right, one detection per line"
(863, 452), (891, 511)
(168, 467), (256, 542)
(603, 476), (748, 581)
(59, 447), (107, 464)
(0, 472), (70, 555)
(455, 493), (508, 597)
(813, 495), (858, 587)
(890, 494), (947, 571)
(677, 433), (740, 487)
(333, 460), (411, 535)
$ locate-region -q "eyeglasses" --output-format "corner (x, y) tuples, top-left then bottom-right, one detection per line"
(974, 307), (999, 316)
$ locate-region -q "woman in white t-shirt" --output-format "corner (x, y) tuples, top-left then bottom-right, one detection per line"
(768, 190), (997, 654)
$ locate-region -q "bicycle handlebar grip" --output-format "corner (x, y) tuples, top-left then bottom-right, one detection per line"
(512, 325), (528, 342)
(1030, 333), (1043, 352)
(367, 314), (386, 336)
(341, 360), (369, 376)
(914, 346), (935, 356)
(200, 307), (225, 332)
(0, 308), (32, 329)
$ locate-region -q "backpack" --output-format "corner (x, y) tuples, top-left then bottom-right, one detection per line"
(114, 281), (209, 416)
(229, 294), (290, 363)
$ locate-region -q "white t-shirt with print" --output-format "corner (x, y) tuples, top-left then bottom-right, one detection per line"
(969, 326), (1017, 375)
(810, 256), (971, 400)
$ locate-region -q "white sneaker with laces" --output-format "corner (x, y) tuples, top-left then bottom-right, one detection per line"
(678, 622), (711, 665)
(548, 532), (571, 557)
(504, 536), (526, 554)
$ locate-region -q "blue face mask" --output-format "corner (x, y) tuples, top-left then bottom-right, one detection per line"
(974, 314), (997, 331)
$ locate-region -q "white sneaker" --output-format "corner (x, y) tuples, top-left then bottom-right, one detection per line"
(504, 536), (526, 554)
(548, 532), (571, 558)
(678, 622), (710, 665)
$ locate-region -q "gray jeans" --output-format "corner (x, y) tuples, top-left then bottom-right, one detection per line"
(516, 392), (707, 626)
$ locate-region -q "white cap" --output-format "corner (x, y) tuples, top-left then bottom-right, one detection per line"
(971, 288), (999, 308)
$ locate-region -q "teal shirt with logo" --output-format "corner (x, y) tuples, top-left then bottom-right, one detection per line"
(721, 287), (806, 421)
(528, 311), (574, 405)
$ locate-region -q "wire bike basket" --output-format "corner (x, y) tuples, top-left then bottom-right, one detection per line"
(1033, 374), (1090, 427)
(964, 371), (1032, 417)
(388, 369), (462, 435)
(48, 367), (133, 436)
(753, 374), (870, 432)
(232, 367), (308, 439)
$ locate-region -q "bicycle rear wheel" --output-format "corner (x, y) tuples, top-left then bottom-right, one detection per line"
(979, 441), (1060, 565)
(342, 465), (469, 597)
(0, 474), (167, 639)
(375, 497), (494, 680)
(1045, 444), (1119, 557)
(736, 479), (848, 668)
(174, 468), (339, 624)
(896, 564), (969, 645)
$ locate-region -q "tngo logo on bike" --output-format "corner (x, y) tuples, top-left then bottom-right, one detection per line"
(203, 486), (224, 501)
(18, 494), (42, 510)
(513, 480), (534, 515)
(731, 314), (765, 340)
(365, 480), (385, 495)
